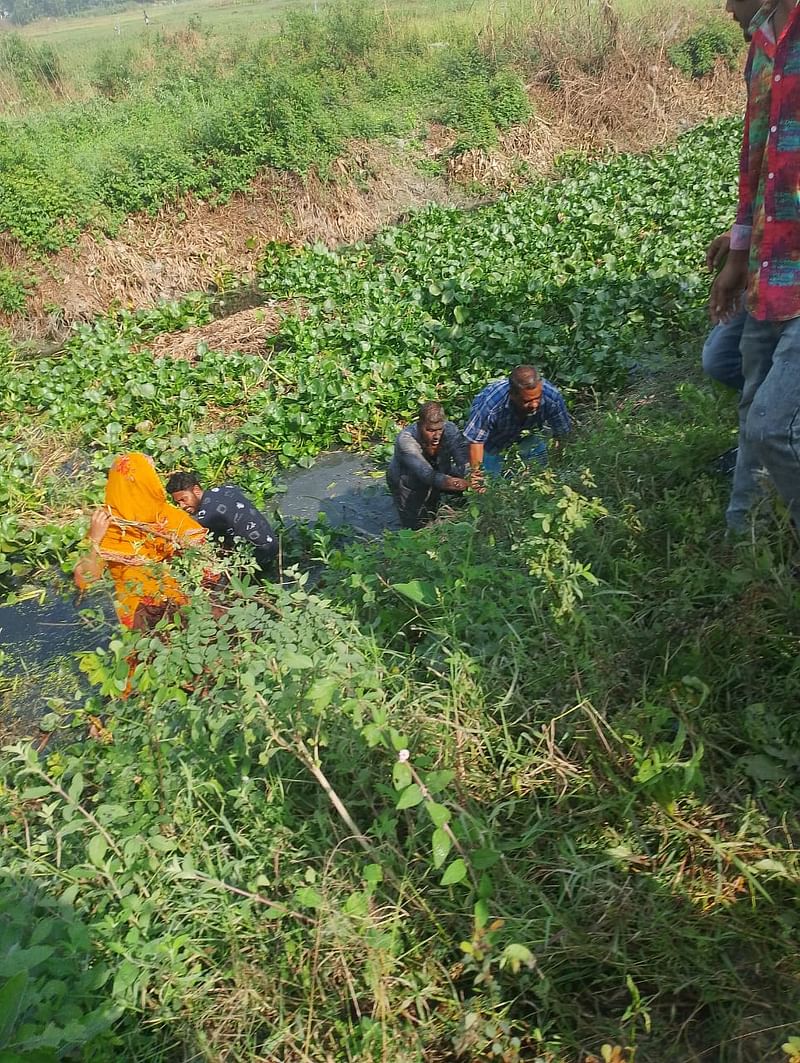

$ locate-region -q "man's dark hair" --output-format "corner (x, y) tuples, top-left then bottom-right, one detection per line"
(166, 470), (201, 494)
(509, 365), (541, 393)
(418, 401), (446, 425)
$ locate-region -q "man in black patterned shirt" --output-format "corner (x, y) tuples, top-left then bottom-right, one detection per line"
(167, 471), (278, 574)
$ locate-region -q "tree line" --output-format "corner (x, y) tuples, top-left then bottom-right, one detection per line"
(2, 0), (137, 26)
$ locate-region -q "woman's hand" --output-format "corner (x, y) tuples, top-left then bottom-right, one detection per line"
(88, 508), (111, 546)
(74, 509), (111, 590)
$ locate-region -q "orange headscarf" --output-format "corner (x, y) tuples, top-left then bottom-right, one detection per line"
(94, 452), (205, 627)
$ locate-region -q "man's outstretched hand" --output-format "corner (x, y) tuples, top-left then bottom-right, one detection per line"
(467, 469), (485, 494)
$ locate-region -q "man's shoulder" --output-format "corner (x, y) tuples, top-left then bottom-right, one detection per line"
(541, 378), (564, 400)
(749, 3), (782, 49)
(754, 1), (779, 30)
(203, 484), (251, 509)
(752, 4), (772, 32)
(396, 423), (421, 446)
(473, 378), (509, 408)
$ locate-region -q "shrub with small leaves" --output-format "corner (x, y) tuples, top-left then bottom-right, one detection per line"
(669, 20), (743, 79)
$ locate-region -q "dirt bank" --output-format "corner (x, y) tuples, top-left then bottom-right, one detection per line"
(1, 54), (743, 343)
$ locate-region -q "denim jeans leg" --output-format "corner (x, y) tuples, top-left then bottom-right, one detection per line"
(726, 315), (776, 530)
(517, 435), (549, 467)
(701, 310), (747, 392)
(745, 316), (800, 528)
(483, 451), (504, 477)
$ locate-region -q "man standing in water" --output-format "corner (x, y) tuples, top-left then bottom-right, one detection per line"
(386, 402), (469, 529)
(710, 0), (800, 535)
(167, 472), (278, 575)
(464, 365), (571, 481)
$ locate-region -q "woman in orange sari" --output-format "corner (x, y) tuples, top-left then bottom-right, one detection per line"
(74, 452), (205, 629)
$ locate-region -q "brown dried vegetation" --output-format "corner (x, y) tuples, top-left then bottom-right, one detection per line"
(0, 53), (743, 345)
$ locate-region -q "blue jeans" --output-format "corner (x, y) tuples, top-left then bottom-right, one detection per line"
(702, 310), (746, 392)
(483, 436), (548, 477)
(727, 314), (800, 531)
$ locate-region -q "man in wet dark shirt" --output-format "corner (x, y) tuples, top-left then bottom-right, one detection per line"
(166, 471), (278, 575)
(386, 401), (469, 529)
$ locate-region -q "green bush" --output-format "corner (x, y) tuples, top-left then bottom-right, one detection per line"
(280, 8), (327, 58)
(0, 267), (29, 314)
(669, 19), (743, 79)
(434, 45), (531, 152)
(91, 45), (137, 99)
(438, 77), (502, 151)
(0, 32), (64, 92)
(0, 877), (119, 1059)
(488, 66), (532, 128)
(323, 0), (382, 69)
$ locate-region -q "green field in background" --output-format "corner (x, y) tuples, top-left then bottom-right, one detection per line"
(6, 0), (721, 71)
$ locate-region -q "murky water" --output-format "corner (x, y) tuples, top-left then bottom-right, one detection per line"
(277, 450), (399, 537)
(0, 585), (113, 741)
(0, 589), (107, 663)
(0, 450), (399, 737)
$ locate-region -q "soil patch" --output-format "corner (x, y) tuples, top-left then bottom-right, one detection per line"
(0, 56), (743, 341)
(2, 140), (470, 341)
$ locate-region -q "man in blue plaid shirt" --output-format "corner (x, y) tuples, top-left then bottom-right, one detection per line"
(464, 365), (571, 480)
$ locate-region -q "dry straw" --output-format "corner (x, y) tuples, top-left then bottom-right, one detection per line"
(146, 301), (306, 362)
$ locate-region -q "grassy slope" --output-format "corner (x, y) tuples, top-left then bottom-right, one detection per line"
(0, 7), (538, 265)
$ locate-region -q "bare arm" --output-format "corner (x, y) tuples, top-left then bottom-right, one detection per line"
(467, 441), (485, 490)
(468, 441), (484, 473)
(73, 509), (111, 590)
(709, 249), (749, 324)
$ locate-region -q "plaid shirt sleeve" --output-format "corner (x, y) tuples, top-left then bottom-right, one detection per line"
(541, 382), (571, 437)
(731, 5), (800, 319)
(462, 390), (496, 444)
(731, 50), (755, 252)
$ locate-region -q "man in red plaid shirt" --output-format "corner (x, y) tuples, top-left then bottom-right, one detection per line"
(711, 0), (800, 533)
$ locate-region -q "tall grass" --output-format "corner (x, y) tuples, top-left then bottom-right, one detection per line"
(3, 0), (734, 112)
